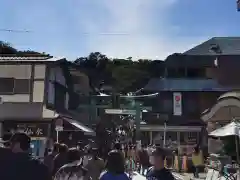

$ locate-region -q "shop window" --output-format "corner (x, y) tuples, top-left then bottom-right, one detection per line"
(187, 68), (206, 78)
(167, 68), (179, 78)
(0, 78), (31, 94)
(54, 83), (66, 111)
(14, 79), (30, 94)
(0, 78), (14, 94)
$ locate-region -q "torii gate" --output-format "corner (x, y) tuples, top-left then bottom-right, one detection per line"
(77, 93), (156, 141)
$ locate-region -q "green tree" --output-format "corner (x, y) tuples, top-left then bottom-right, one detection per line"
(0, 41), (17, 54)
(74, 52), (165, 93)
(0, 41), (50, 57)
(111, 66), (150, 92)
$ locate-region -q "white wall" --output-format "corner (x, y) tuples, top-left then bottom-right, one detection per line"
(0, 95), (30, 102)
(0, 64), (31, 78)
(0, 64), (32, 103)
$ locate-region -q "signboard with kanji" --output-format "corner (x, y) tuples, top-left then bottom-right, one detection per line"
(5, 123), (49, 137)
(16, 124), (48, 137)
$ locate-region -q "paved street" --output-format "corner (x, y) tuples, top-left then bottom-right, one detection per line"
(132, 172), (146, 180)
(131, 171), (207, 180)
(172, 172), (207, 180)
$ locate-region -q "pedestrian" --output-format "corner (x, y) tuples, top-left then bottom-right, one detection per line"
(53, 143), (69, 175)
(82, 145), (91, 167)
(130, 145), (137, 163)
(84, 147), (105, 180)
(6, 132), (51, 180)
(54, 148), (89, 180)
(100, 150), (130, 180)
(0, 133), (15, 180)
(146, 147), (175, 180)
(44, 142), (60, 175)
(76, 141), (83, 151)
(138, 144), (150, 175)
(192, 146), (204, 178)
(114, 142), (124, 158)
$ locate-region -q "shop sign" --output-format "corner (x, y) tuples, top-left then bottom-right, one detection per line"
(55, 119), (63, 131)
(173, 92), (182, 116)
(13, 124), (48, 137)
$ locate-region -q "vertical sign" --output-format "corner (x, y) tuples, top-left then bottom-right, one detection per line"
(173, 92), (182, 116)
(55, 118), (63, 131)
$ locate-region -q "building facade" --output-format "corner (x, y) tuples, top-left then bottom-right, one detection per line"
(142, 37), (240, 154)
(0, 56), (92, 157)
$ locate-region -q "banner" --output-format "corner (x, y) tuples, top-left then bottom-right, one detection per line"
(173, 92), (182, 116)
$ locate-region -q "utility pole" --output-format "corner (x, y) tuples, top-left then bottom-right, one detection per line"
(135, 101), (141, 141)
(111, 92), (120, 136)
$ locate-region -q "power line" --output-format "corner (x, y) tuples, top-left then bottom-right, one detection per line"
(0, 28), (149, 36)
(0, 29), (32, 33)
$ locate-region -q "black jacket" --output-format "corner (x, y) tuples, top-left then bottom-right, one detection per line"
(146, 167), (175, 180)
(3, 152), (51, 180)
(0, 147), (13, 179)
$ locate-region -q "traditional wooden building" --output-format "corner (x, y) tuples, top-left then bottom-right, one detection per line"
(141, 37), (240, 154)
(0, 56), (94, 157)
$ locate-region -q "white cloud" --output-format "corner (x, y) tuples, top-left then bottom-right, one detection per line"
(1, 0), (209, 60)
(79, 0), (206, 60)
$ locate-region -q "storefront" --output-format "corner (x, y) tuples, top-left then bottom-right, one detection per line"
(51, 116), (96, 147)
(140, 125), (206, 155)
(3, 121), (50, 158)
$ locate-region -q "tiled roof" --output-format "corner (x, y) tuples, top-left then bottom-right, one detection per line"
(184, 37), (240, 55)
(0, 56), (65, 62)
(144, 78), (238, 92)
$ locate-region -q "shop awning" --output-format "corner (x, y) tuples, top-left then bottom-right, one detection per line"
(61, 116), (96, 136)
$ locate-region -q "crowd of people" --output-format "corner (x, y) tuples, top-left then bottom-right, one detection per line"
(0, 132), (177, 180)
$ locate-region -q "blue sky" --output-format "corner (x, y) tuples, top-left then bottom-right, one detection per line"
(0, 0), (240, 60)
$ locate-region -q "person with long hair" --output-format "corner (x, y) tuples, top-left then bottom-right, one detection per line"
(100, 150), (130, 180)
